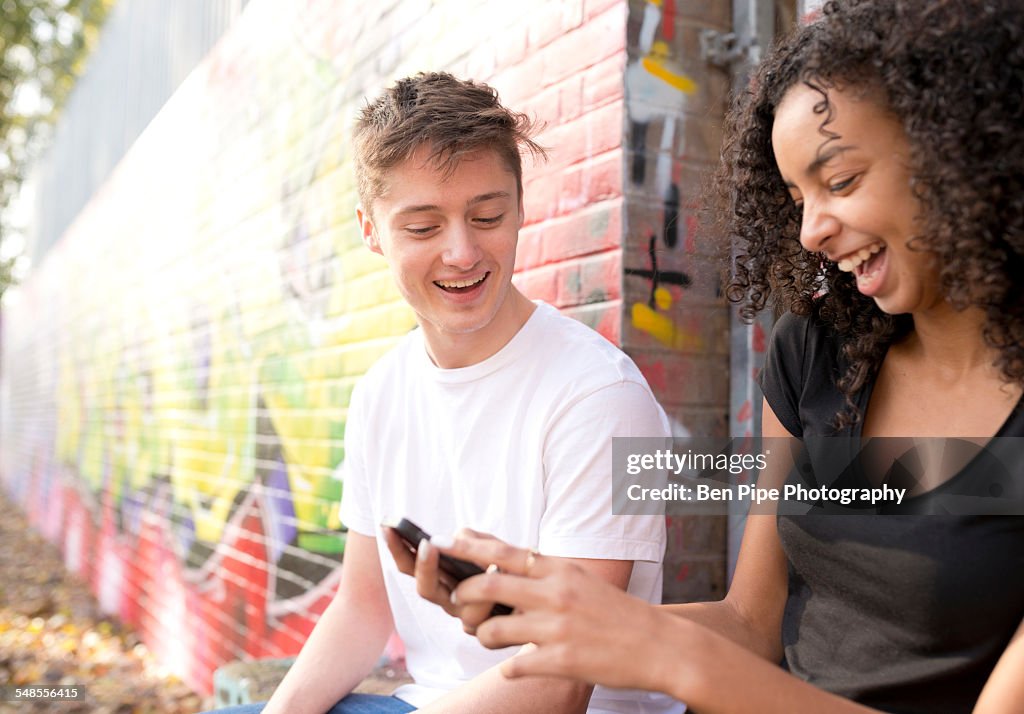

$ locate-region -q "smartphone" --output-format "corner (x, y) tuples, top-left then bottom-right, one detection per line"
(383, 517), (513, 617)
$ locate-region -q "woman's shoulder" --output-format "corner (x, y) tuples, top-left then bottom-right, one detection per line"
(759, 307), (848, 437)
(766, 308), (845, 374)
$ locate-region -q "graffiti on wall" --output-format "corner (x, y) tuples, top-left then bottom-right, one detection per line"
(3, 0), (419, 693)
(0, 0), (684, 690)
(622, 0), (733, 604)
(624, 235), (699, 350)
(624, 0), (702, 351)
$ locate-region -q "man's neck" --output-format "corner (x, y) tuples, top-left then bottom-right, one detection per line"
(422, 289), (537, 369)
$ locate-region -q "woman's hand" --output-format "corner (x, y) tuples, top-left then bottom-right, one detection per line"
(436, 533), (693, 694)
(382, 526), (508, 629)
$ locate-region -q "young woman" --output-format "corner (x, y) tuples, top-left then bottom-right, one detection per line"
(406, 1), (1024, 711)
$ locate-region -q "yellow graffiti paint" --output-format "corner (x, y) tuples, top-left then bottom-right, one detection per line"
(631, 300), (704, 352)
(654, 286), (672, 311)
(642, 49), (697, 94)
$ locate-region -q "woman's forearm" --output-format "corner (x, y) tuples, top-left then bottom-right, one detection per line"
(661, 618), (878, 714)
(660, 598), (783, 663)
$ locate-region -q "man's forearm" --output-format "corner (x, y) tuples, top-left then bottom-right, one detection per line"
(404, 548), (635, 713)
(262, 590), (392, 714)
(416, 645), (592, 714)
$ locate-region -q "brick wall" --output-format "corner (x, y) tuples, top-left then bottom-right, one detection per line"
(0, 0), (732, 694)
(623, 0), (732, 601)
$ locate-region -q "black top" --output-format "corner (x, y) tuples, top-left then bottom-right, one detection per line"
(758, 311), (1024, 714)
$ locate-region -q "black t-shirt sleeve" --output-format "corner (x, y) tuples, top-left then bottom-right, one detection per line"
(757, 311), (808, 437)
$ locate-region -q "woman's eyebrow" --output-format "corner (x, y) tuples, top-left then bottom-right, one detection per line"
(806, 144), (855, 175)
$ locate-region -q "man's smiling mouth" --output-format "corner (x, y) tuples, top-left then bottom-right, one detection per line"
(434, 273), (489, 292)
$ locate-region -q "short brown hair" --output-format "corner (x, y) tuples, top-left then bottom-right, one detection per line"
(353, 72), (545, 213)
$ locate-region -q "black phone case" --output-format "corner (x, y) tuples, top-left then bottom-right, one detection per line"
(387, 517), (513, 617)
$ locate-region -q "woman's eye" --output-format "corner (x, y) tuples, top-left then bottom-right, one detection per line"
(829, 175), (858, 193)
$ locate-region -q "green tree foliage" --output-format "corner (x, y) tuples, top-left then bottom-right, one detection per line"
(0, 0), (112, 298)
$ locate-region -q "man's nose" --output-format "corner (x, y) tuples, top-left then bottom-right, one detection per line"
(442, 223), (483, 269)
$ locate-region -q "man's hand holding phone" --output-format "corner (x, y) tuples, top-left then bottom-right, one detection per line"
(381, 518), (512, 631)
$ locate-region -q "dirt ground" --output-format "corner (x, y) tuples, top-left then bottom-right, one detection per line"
(0, 490), (211, 713)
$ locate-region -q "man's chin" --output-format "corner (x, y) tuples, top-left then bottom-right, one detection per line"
(429, 317), (495, 337)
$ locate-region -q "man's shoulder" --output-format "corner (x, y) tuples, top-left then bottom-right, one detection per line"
(528, 303), (643, 382)
(351, 328), (421, 398)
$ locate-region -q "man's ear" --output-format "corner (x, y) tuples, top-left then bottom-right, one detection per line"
(356, 205), (383, 255)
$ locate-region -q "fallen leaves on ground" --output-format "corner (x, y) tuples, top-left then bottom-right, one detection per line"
(0, 491), (210, 713)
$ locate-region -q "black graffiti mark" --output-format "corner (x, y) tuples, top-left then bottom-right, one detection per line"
(631, 121), (649, 185)
(629, 115), (680, 250)
(624, 235), (692, 307)
(663, 182), (680, 249)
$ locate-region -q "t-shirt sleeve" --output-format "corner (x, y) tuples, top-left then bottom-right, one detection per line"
(757, 311), (808, 437)
(338, 380), (375, 536)
(537, 380), (669, 563)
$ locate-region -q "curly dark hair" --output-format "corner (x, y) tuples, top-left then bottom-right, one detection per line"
(720, 0), (1024, 429)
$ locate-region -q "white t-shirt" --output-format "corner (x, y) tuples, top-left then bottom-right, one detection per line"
(339, 301), (683, 714)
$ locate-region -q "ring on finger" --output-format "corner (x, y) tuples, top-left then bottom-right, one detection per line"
(524, 548), (540, 576)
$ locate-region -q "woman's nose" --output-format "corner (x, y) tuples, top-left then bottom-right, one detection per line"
(798, 199), (840, 254)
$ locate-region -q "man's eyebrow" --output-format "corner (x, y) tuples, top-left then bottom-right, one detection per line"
(394, 191), (512, 216)
(395, 203), (440, 215)
(783, 144), (855, 188)
(468, 190), (511, 205)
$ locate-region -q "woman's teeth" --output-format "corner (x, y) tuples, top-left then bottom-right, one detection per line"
(837, 243), (884, 273)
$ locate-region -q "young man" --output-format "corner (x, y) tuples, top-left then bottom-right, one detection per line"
(221, 72), (679, 714)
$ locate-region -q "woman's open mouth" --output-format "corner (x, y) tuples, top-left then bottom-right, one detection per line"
(836, 242), (887, 296)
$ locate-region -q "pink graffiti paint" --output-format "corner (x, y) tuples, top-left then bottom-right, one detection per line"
(662, 0), (676, 41)
(643, 359), (669, 393)
(736, 399), (752, 424)
(753, 320), (766, 353)
(685, 214), (699, 253)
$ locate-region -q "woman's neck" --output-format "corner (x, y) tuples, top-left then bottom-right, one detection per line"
(903, 303), (998, 380)
(863, 303), (1021, 439)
